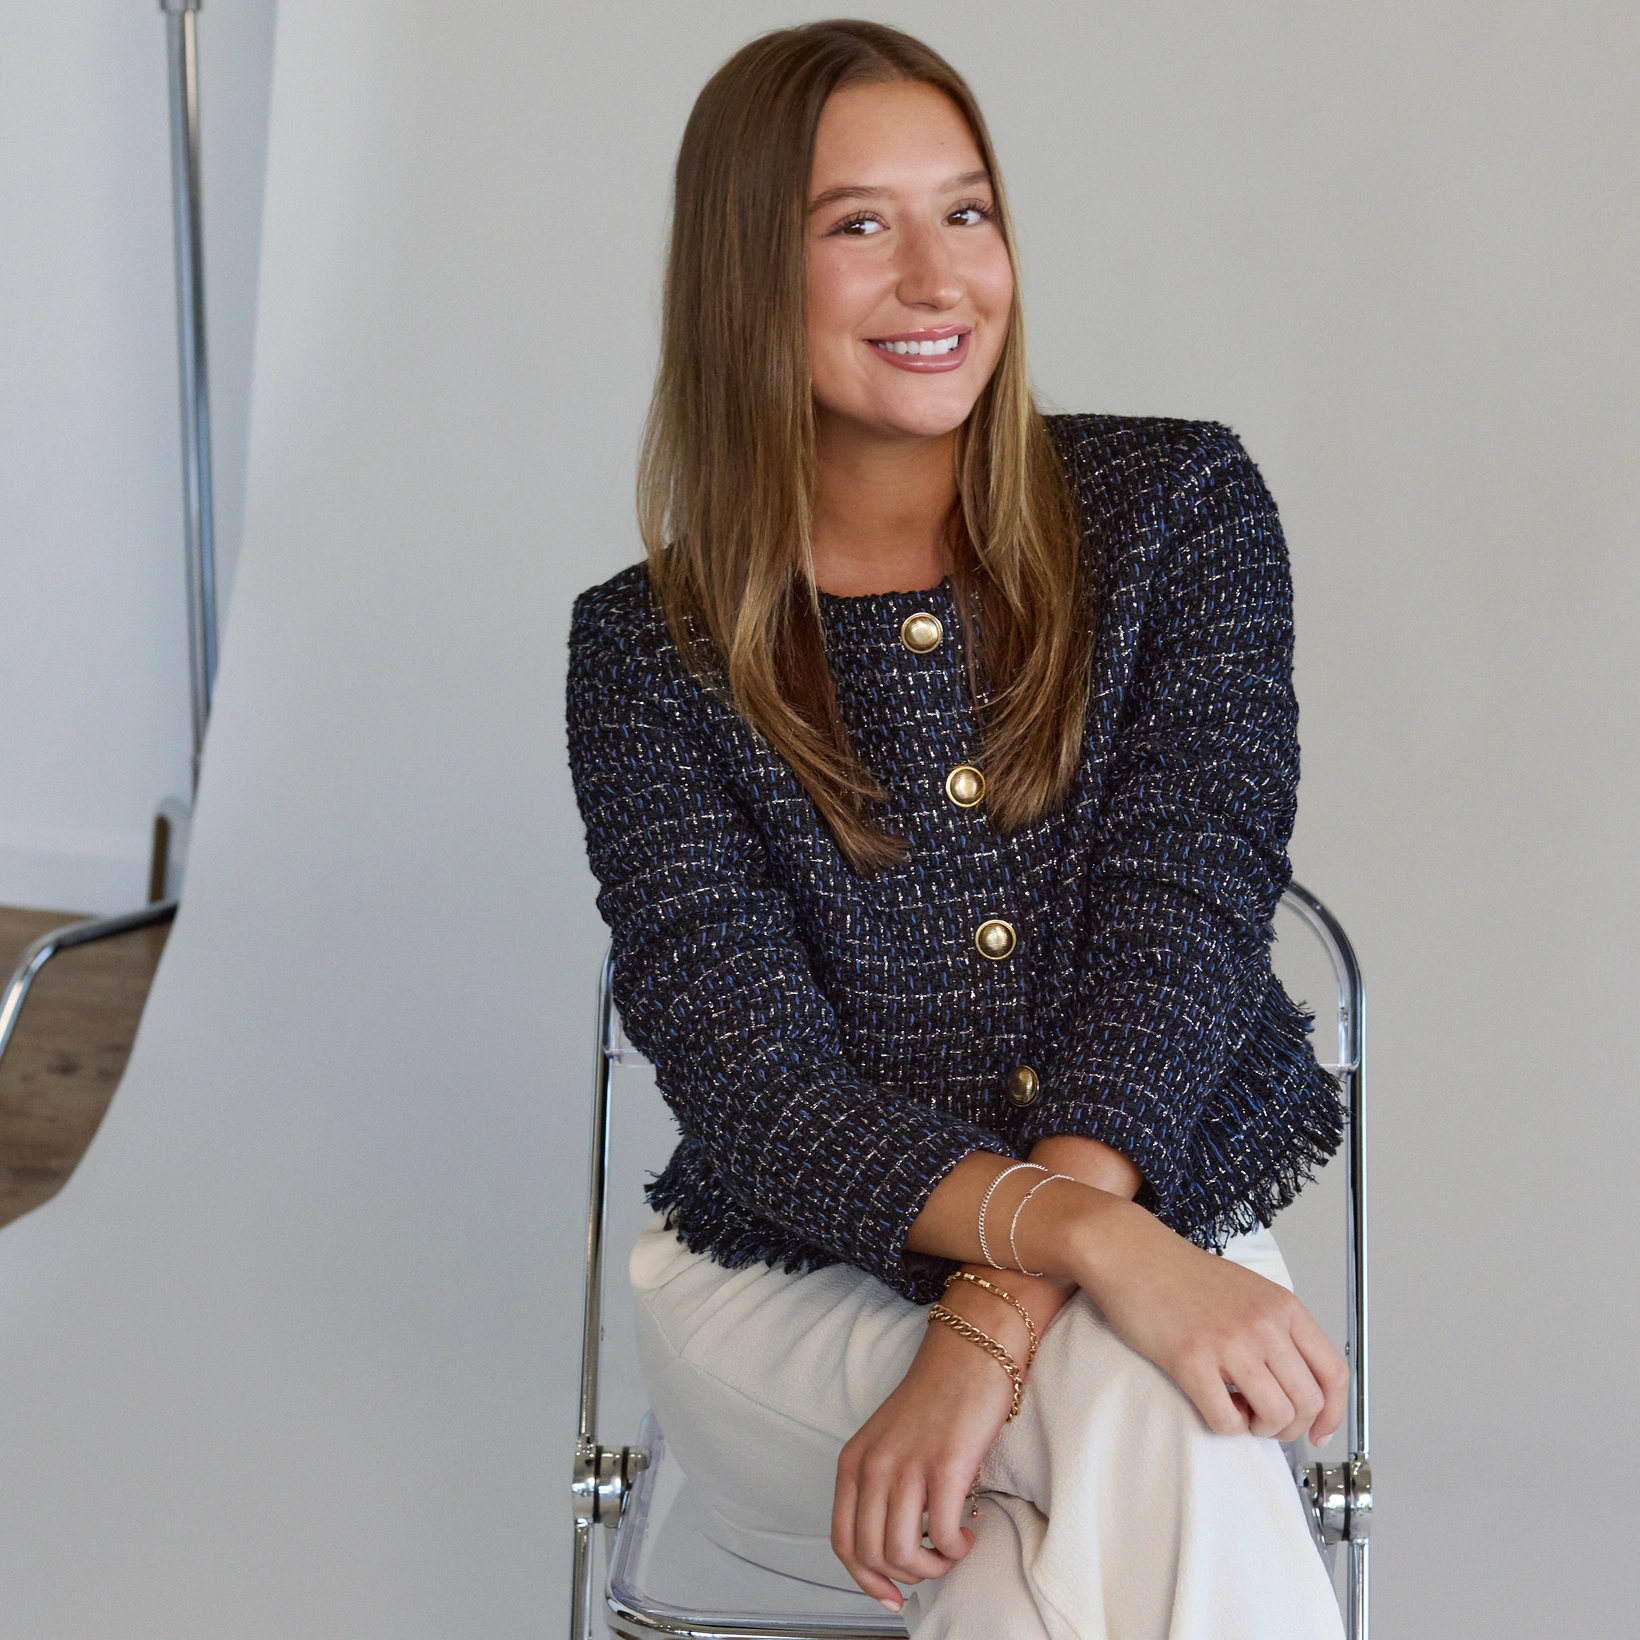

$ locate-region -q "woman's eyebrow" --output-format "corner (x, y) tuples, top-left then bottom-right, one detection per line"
(808, 169), (992, 214)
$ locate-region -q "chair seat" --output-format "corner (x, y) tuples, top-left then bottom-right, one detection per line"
(607, 1414), (906, 1640)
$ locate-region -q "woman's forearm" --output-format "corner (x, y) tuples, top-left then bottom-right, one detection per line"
(1027, 1133), (1142, 1201)
(905, 1136), (1143, 1343)
(924, 1141), (1141, 1357)
(904, 1148), (1130, 1282)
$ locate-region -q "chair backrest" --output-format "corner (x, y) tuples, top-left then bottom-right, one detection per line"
(573, 884), (1371, 1640)
(1269, 885), (1372, 1640)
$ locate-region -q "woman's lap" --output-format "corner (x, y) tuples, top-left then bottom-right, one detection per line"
(628, 1216), (1340, 1640)
(631, 1221), (923, 1575)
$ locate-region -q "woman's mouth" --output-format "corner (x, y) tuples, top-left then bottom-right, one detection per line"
(866, 328), (971, 372)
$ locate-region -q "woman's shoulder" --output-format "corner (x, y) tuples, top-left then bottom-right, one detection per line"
(1043, 411), (1254, 490)
(570, 561), (715, 699)
(570, 562), (662, 650)
(1044, 413), (1277, 573)
(567, 562), (728, 731)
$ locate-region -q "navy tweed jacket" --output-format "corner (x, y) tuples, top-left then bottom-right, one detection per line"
(567, 414), (1343, 1304)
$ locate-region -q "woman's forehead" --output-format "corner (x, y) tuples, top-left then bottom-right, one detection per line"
(810, 82), (985, 198)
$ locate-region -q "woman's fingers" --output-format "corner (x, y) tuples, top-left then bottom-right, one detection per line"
(850, 1465), (895, 1588)
(1223, 1357), (1296, 1439)
(923, 1465), (978, 1564)
(834, 1452), (955, 1606)
(829, 1453), (861, 1569)
(1175, 1297), (1349, 1449)
(1290, 1309), (1350, 1444)
(1261, 1338), (1328, 1443)
(1175, 1355), (1248, 1435)
(832, 1456), (902, 1608)
(881, 1474), (951, 1583)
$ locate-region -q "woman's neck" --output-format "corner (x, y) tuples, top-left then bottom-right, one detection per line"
(809, 416), (958, 597)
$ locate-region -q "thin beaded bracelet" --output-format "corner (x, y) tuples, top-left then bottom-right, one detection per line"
(1007, 1173), (1075, 1277)
(976, 1162), (1045, 1270)
(927, 1303), (1025, 1421)
(944, 1269), (1039, 1366)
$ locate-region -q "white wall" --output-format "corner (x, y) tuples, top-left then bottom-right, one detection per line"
(0, 0), (275, 912)
(0, 2), (1633, 1635)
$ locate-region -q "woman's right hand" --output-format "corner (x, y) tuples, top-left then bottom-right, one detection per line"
(830, 1287), (1026, 1611)
(1050, 1187), (1348, 1444)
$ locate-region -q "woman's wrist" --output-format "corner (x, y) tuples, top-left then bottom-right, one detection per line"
(1005, 1174), (1137, 1296)
(937, 1266), (1072, 1363)
(904, 1146), (1147, 1281)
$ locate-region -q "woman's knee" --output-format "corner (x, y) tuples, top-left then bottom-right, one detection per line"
(985, 1291), (1214, 1501)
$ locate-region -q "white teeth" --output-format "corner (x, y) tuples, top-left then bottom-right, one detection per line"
(877, 334), (961, 356)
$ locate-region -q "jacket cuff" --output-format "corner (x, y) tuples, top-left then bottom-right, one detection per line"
(1015, 1087), (1193, 1224)
(858, 1126), (1017, 1303)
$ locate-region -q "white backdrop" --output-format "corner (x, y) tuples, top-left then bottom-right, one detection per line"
(0, 2), (1634, 1635)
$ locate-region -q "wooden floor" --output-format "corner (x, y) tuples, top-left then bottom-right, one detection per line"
(0, 906), (169, 1229)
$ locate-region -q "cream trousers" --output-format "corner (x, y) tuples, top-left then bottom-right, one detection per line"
(631, 1218), (1343, 1640)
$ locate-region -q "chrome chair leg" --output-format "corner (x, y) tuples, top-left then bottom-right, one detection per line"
(1349, 1540), (1368, 1640)
(571, 1439), (650, 1638)
(571, 1518), (594, 1640)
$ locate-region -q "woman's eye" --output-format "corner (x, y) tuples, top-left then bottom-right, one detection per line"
(949, 202), (993, 227)
(835, 214), (885, 237)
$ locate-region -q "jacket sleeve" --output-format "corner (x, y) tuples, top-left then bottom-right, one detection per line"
(566, 591), (1014, 1296)
(1021, 424), (1342, 1240)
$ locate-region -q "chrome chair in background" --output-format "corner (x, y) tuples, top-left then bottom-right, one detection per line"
(0, 904), (178, 1075)
(571, 883), (1372, 1639)
(0, 0), (225, 1093)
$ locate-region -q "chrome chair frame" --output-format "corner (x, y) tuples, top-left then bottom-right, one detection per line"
(0, 902), (179, 1074)
(571, 882), (1371, 1639)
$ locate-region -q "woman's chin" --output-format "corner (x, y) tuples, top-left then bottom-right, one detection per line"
(821, 391), (983, 444)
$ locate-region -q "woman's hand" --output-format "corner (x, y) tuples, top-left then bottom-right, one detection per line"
(1061, 1190), (1348, 1444)
(831, 1280), (1043, 1612)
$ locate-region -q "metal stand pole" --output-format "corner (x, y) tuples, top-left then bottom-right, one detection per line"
(0, 6), (212, 1080)
(161, 0), (218, 799)
(1346, 1006), (1371, 1640)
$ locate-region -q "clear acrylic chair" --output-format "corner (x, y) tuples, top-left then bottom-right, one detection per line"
(570, 883), (1372, 1639)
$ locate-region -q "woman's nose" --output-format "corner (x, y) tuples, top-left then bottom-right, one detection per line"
(894, 221), (963, 311)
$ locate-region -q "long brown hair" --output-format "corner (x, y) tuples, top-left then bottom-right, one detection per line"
(639, 19), (1091, 872)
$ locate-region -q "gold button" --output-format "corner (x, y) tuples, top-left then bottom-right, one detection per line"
(975, 918), (1017, 961)
(900, 612), (944, 654)
(1004, 1065), (1040, 1107)
(945, 765), (985, 809)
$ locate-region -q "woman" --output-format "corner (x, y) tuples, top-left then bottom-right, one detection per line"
(568, 20), (1347, 1638)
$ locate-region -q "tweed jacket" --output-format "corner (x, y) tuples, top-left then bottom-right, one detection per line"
(567, 414), (1343, 1304)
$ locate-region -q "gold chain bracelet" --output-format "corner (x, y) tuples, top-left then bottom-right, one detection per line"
(943, 1270), (1039, 1366)
(927, 1303), (1025, 1421)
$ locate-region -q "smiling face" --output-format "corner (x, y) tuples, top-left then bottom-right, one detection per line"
(805, 79), (1015, 446)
